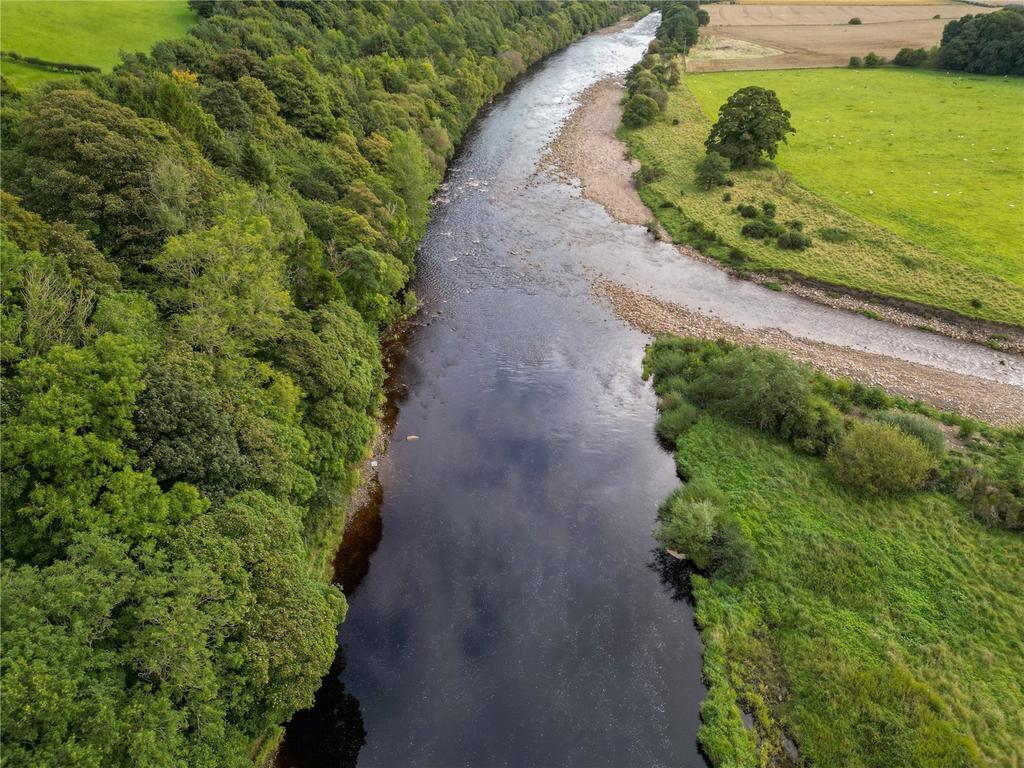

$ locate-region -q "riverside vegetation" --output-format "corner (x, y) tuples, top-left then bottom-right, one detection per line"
(0, 2), (639, 765)
(620, 8), (1024, 327)
(644, 336), (1024, 767)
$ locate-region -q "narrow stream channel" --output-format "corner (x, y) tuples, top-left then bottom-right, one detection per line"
(278, 13), (1021, 768)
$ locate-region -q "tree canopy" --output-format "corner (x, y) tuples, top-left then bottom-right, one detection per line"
(0, 1), (638, 764)
(704, 86), (795, 168)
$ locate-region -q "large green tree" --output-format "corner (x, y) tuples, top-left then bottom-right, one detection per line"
(705, 86), (795, 168)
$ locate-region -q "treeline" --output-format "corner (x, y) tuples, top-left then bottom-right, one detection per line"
(0, 50), (102, 74)
(938, 6), (1024, 75)
(850, 6), (1024, 74)
(621, 0), (709, 128)
(0, 2), (638, 766)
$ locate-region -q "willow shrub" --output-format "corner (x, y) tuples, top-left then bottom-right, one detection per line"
(828, 422), (935, 493)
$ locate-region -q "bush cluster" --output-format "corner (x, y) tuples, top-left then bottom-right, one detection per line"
(828, 422), (935, 493)
(874, 411), (945, 457)
(655, 480), (754, 581)
(646, 338), (845, 456)
(0, 50), (101, 73)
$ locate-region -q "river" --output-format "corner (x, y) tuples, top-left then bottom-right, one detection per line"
(277, 13), (1020, 768)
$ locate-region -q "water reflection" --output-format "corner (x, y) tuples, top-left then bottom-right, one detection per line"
(648, 549), (698, 603)
(276, 649), (366, 768)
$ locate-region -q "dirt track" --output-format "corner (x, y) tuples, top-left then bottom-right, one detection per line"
(689, 3), (997, 71)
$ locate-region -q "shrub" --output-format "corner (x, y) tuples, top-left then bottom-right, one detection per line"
(777, 230), (812, 250)
(819, 227), (852, 243)
(849, 56), (862, 68)
(623, 93), (661, 128)
(848, 17), (862, 25)
(741, 221), (769, 239)
(875, 411), (946, 457)
(683, 346), (843, 454)
(785, 219), (803, 231)
(633, 162), (665, 186)
(727, 247), (748, 266)
(722, 192), (732, 202)
(656, 402), (700, 446)
(695, 151), (731, 190)
(736, 203), (758, 219)
(741, 220), (784, 239)
(864, 52), (884, 67)
(655, 496), (718, 568)
(761, 200), (777, 219)
(655, 484), (753, 581)
(894, 47), (929, 67)
(642, 87), (669, 112)
(827, 422), (935, 493)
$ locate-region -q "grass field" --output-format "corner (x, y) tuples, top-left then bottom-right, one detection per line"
(622, 70), (1024, 326)
(0, 0), (193, 86)
(670, 416), (1024, 767)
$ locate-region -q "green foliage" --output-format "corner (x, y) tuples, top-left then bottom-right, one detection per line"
(0, 1), (639, 763)
(656, 401), (700, 447)
(894, 47), (929, 67)
(864, 51), (884, 67)
(874, 411), (945, 457)
(939, 7), (1024, 75)
(705, 86), (795, 168)
(694, 151), (730, 190)
(645, 337), (845, 455)
(849, 55), (862, 67)
(776, 229), (812, 250)
(848, 17), (862, 25)
(623, 93), (661, 128)
(819, 226), (852, 243)
(657, 1), (701, 53)
(827, 422), (935, 493)
(655, 484), (754, 581)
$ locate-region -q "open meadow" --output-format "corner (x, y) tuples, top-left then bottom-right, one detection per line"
(0, 0), (193, 87)
(623, 68), (1024, 326)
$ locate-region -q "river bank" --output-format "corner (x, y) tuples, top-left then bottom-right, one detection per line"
(545, 76), (1024, 355)
(594, 277), (1024, 426)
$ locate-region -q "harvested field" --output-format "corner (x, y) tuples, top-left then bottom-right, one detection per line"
(689, 3), (998, 71)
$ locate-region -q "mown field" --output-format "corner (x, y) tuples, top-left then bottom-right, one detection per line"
(0, 0), (194, 86)
(622, 69), (1024, 326)
(681, 417), (1023, 767)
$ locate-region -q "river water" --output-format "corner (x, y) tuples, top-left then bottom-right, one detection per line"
(277, 13), (1021, 768)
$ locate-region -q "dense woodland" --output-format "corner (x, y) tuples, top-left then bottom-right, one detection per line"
(938, 7), (1024, 75)
(0, 2), (638, 765)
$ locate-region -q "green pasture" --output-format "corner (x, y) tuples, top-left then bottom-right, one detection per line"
(624, 68), (1024, 326)
(677, 416), (1024, 767)
(1, 0), (194, 86)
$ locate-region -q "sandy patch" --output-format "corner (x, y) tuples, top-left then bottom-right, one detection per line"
(688, 4), (998, 71)
(593, 278), (1024, 427)
(542, 78), (653, 228)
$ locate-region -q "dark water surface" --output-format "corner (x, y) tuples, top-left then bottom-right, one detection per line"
(278, 13), (1021, 768)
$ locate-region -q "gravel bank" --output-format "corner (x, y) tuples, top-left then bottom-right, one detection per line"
(593, 277), (1024, 427)
(543, 75), (1024, 355)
